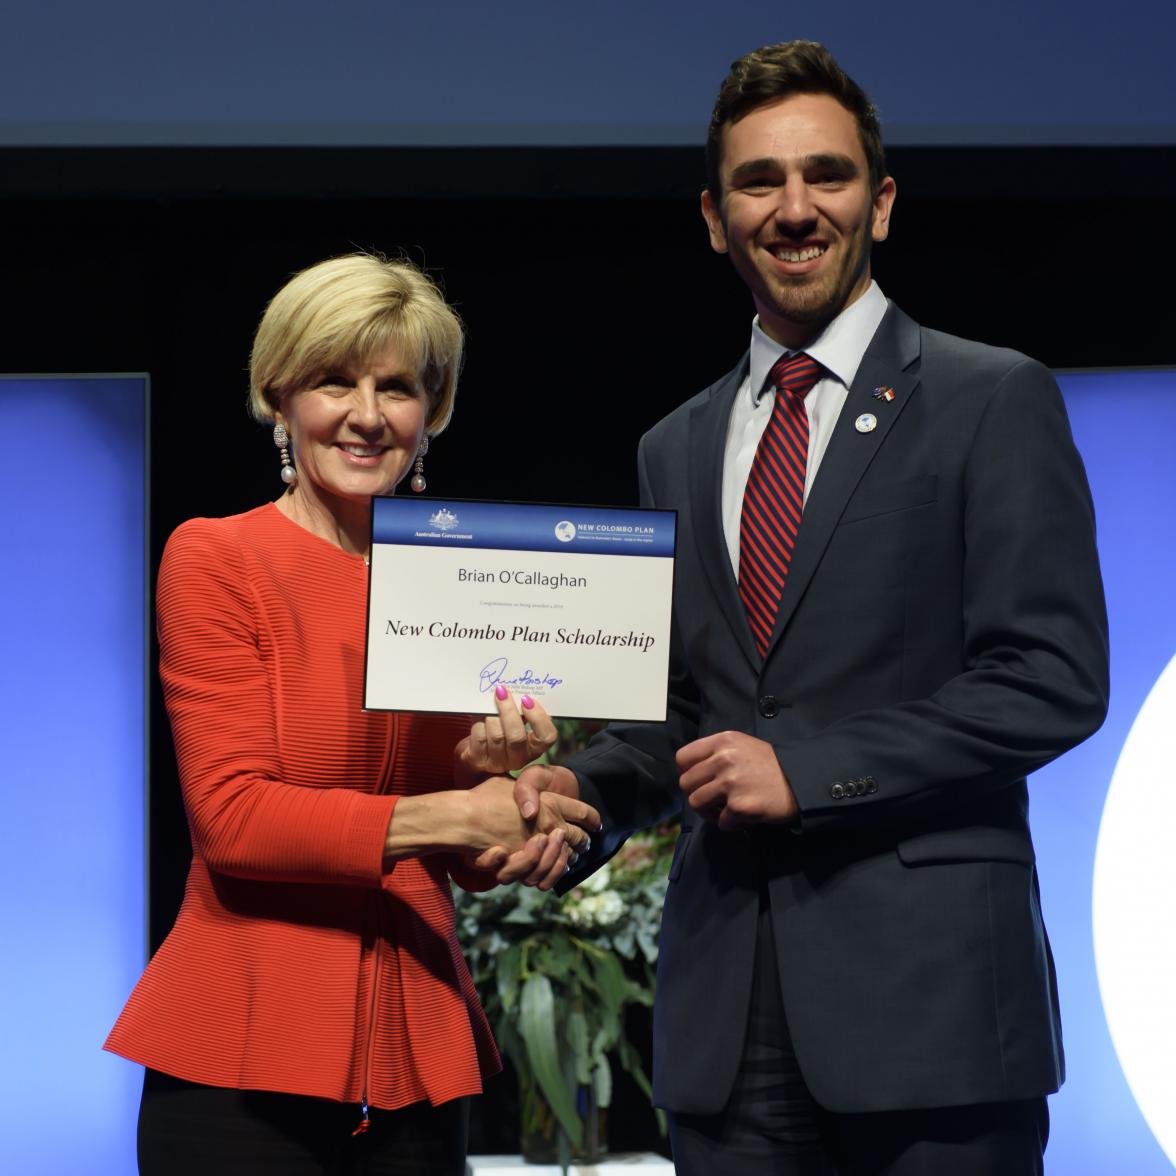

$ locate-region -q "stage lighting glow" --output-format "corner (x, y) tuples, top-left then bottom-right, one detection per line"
(1093, 650), (1176, 1168)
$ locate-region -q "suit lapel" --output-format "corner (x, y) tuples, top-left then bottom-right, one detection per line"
(686, 355), (761, 672)
(763, 305), (923, 657)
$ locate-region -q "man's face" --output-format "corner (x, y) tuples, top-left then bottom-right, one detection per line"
(701, 92), (896, 349)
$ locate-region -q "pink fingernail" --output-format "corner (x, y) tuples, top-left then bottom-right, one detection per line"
(495, 684), (508, 701)
(521, 695), (535, 710)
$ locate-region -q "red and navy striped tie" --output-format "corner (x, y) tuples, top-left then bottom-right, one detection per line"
(738, 352), (822, 656)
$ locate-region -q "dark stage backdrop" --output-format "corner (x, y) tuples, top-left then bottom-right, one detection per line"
(1, 141), (1172, 1161)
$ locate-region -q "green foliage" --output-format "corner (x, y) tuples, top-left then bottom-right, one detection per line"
(455, 719), (679, 1160)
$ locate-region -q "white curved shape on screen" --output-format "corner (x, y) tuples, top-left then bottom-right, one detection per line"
(1093, 651), (1176, 1168)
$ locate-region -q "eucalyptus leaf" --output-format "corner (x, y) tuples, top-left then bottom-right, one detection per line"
(533, 936), (576, 980)
(502, 904), (545, 925)
(591, 1022), (618, 1061)
(588, 947), (628, 1015)
(617, 1036), (655, 1102)
(519, 974), (583, 1146)
(611, 924), (636, 958)
(593, 1055), (613, 1108)
(569, 1010), (591, 1085)
(495, 943), (523, 1013)
(636, 925), (658, 964)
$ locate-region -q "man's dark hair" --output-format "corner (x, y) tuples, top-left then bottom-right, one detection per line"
(705, 40), (888, 199)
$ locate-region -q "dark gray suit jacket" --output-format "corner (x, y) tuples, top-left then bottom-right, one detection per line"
(564, 304), (1109, 1116)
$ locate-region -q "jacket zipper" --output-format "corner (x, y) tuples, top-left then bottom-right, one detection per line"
(352, 924), (381, 1135)
(353, 711), (398, 1136)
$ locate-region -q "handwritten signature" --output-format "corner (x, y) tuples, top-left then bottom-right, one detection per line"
(479, 656), (565, 694)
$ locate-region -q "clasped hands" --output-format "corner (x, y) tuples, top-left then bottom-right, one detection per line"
(455, 688), (599, 890)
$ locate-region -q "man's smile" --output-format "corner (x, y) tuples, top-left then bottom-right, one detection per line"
(769, 244), (827, 263)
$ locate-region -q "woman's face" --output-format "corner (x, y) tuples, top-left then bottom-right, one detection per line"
(279, 343), (428, 511)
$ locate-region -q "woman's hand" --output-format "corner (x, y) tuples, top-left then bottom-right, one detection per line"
(464, 774), (600, 891)
(456, 688), (557, 780)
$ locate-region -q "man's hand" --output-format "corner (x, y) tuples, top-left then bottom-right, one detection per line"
(676, 731), (799, 830)
(513, 762), (581, 821)
(468, 763), (590, 888)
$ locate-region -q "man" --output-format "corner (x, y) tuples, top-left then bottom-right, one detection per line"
(516, 40), (1108, 1174)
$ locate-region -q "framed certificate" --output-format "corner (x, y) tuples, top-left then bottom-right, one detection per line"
(363, 498), (676, 720)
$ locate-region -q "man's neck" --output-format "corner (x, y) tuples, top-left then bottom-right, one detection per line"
(756, 276), (873, 351)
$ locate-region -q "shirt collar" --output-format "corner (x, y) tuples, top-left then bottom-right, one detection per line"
(748, 281), (889, 404)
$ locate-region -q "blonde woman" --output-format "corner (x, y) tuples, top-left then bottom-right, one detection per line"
(107, 254), (597, 1175)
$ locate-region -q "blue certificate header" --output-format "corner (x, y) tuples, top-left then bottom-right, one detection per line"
(372, 498), (675, 557)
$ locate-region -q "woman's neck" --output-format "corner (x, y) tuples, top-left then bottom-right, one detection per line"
(274, 484), (370, 558)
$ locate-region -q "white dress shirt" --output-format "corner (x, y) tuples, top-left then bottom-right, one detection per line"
(720, 281), (890, 575)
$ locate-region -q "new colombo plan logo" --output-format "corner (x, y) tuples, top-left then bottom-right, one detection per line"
(554, 520), (576, 543)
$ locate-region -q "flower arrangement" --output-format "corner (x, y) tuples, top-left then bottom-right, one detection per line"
(455, 721), (678, 1167)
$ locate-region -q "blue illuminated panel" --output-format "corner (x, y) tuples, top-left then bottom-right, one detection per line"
(0, 376), (146, 1174)
(1033, 369), (1176, 1174)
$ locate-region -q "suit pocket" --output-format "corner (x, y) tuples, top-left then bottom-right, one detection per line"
(667, 828), (692, 883)
(840, 474), (938, 524)
(896, 825), (1035, 867)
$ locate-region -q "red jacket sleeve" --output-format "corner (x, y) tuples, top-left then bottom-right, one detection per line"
(158, 519), (396, 885)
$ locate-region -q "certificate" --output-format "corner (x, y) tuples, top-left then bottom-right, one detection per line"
(364, 498), (676, 720)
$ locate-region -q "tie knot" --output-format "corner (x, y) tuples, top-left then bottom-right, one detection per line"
(766, 352), (823, 401)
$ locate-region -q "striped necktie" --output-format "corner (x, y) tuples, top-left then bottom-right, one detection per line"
(738, 352), (822, 656)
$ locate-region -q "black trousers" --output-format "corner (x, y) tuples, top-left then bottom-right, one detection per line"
(137, 1070), (468, 1176)
(669, 907), (1048, 1176)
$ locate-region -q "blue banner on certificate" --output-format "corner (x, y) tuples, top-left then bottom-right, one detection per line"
(364, 498), (676, 720)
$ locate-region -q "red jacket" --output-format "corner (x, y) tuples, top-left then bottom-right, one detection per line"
(106, 504), (499, 1108)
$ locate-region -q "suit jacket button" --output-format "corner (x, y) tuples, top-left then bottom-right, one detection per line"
(830, 783), (845, 799)
(866, 778), (878, 794)
(758, 695), (779, 718)
(845, 780), (859, 797)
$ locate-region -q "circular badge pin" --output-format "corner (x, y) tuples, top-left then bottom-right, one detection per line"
(854, 413), (878, 434)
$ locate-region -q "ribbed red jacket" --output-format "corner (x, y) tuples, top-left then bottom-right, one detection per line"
(105, 504), (500, 1109)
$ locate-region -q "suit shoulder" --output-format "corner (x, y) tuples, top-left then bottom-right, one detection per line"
(918, 325), (1048, 383)
(910, 323), (1065, 423)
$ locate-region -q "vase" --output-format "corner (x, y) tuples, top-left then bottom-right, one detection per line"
(519, 1075), (606, 1166)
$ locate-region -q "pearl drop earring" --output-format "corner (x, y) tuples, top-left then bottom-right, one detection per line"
(273, 421), (297, 485)
(411, 437), (429, 493)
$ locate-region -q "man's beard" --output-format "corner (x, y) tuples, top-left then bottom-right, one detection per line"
(762, 233), (871, 328)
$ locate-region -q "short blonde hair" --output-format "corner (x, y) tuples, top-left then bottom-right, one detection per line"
(249, 253), (463, 435)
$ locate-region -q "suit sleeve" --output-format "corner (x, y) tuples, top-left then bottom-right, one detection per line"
(559, 435), (696, 875)
(159, 520), (397, 885)
(781, 358), (1109, 832)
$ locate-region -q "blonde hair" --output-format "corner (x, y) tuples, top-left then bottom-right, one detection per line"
(249, 253), (463, 434)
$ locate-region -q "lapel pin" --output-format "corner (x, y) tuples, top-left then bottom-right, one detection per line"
(855, 413), (878, 434)
(872, 386), (895, 402)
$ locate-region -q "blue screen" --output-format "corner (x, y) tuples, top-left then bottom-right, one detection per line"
(1030, 369), (1176, 1173)
(0, 376), (147, 1174)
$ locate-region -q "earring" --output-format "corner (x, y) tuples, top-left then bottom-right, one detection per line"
(273, 421), (296, 485)
(411, 437), (429, 493)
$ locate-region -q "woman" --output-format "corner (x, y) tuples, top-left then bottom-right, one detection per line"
(105, 254), (598, 1175)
